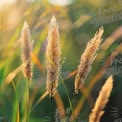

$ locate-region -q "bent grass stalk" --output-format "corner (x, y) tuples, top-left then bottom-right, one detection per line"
(0, 64), (24, 93)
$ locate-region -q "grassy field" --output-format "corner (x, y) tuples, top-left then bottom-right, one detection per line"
(0, 0), (122, 122)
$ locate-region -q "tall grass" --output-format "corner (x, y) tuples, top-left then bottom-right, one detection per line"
(0, 1), (122, 122)
(0, 16), (113, 122)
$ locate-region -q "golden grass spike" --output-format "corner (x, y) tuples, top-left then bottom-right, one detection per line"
(21, 21), (33, 82)
(89, 75), (113, 122)
(46, 15), (61, 97)
(74, 27), (104, 94)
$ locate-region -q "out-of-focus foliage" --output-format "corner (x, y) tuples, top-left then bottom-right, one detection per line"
(0, 0), (122, 121)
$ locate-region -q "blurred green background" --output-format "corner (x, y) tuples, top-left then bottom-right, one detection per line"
(0, 0), (122, 122)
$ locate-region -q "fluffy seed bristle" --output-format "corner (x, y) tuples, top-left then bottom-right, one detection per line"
(21, 21), (33, 82)
(89, 75), (113, 122)
(74, 27), (104, 94)
(46, 16), (61, 97)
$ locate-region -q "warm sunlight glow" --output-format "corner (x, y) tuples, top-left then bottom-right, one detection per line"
(48, 0), (74, 6)
(0, 0), (16, 5)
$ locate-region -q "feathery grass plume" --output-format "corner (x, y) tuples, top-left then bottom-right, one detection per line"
(89, 75), (113, 122)
(74, 27), (104, 94)
(46, 16), (61, 97)
(21, 21), (33, 82)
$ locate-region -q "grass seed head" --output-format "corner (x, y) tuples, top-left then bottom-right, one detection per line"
(21, 21), (33, 82)
(89, 75), (113, 122)
(46, 16), (61, 97)
(74, 27), (104, 94)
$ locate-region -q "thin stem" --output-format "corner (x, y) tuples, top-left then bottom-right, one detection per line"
(50, 97), (52, 122)
(11, 81), (20, 122)
(27, 80), (30, 122)
(20, 79), (29, 122)
(67, 93), (77, 121)
(59, 76), (76, 122)
(72, 93), (77, 107)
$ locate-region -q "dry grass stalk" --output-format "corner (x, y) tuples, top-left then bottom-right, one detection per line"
(46, 16), (61, 97)
(74, 27), (104, 94)
(89, 75), (113, 122)
(21, 22), (33, 82)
